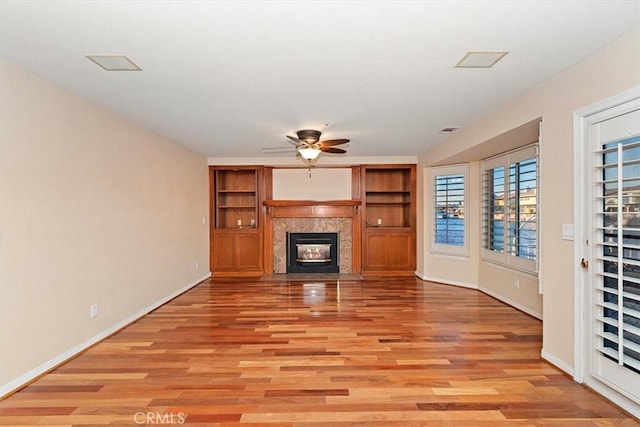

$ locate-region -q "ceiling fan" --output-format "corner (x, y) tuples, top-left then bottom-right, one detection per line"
(263, 129), (349, 163)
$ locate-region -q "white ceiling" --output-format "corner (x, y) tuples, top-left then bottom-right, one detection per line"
(1, 1), (639, 159)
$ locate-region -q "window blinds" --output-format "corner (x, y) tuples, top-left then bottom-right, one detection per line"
(594, 135), (640, 373)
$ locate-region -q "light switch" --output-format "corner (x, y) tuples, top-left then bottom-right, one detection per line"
(562, 224), (574, 240)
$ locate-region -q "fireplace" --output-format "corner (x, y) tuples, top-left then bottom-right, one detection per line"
(287, 232), (339, 273)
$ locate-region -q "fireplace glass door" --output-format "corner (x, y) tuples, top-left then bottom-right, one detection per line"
(287, 232), (339, 273)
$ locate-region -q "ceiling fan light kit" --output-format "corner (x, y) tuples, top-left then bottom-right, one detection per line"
(298, 147), (321, 160)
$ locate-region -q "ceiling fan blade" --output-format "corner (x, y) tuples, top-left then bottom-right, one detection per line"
(286, 135), (304, 146)
(319, 138), (349, 147)
(262, 147), (295, 151)
(321, 147), (347, 154)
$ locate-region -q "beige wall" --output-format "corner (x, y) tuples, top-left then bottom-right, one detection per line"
(0, 63), (210, 394)
(418, 29), (640, 370)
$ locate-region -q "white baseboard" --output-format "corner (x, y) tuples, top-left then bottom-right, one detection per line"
(416, 273), (541, 319)
(583, 380), (640, 418)
(0, 272), (211, 398)
(415, 272), (478, 290)
(542, 350), (640, 416)
(540, 348), (575, 376)
(479, 286), (543, 320)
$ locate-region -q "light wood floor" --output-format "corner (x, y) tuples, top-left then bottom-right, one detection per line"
(1, 277), (638, 426)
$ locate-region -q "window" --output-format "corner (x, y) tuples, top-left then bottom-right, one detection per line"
(435, 174), (465, 245)
(432, 164), (468, 256)
(482, 145), (538, 272)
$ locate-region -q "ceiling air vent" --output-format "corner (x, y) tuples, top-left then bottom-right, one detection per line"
(85, 55), (142, 71)
(455, 51), (508, 68)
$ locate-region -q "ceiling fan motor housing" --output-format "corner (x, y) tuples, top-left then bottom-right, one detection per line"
(297, 129), (322, 144)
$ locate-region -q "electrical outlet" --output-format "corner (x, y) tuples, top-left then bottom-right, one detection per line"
(377, 218), (382, 225)
(195, 261), (199, 271)
(90, 304), (99, 318)
(513, 279), (520, 289)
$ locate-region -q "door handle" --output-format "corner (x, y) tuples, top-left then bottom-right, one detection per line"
(580, 258), (589, 269)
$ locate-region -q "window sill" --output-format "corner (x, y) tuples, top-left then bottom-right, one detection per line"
(431, 251), (469, 259)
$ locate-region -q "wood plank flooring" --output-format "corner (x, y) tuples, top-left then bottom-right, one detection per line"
(1, 277), (638, 426)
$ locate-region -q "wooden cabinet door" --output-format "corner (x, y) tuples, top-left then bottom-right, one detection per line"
(385, 231), (412, 269)
(363, 229), (414, 275)
(235, 232), (262, 270)
(211, 230), (262, 276)
(212, 233), (236, 270)
(363, 233), (388, 269)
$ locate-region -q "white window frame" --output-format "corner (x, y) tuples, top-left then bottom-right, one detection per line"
(431, 164), (469, 257)
(482, 145), (538, 273)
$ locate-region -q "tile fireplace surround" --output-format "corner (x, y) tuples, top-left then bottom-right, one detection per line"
(273, 218), (352, 274)
(263, 200), (362, 275)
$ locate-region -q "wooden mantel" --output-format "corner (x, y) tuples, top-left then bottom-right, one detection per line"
(262, 199), (362, 274)
(263, 199), (361, 218)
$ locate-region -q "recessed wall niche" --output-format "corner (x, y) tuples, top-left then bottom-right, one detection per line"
(272, 168), (352, 200)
